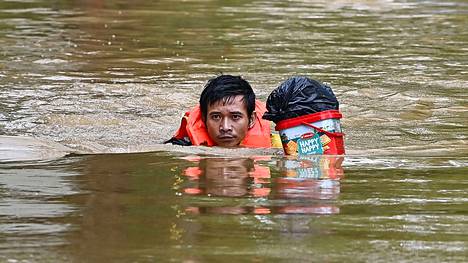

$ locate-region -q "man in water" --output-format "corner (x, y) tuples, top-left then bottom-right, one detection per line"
(166, 75), (271, 148)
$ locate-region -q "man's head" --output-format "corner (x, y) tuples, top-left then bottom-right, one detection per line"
(199, 75), (256, 147)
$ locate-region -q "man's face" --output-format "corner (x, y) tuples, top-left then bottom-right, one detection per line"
(205, 95), (254, 147)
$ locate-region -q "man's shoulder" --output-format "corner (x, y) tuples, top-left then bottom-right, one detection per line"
(165, 136), (192, 146)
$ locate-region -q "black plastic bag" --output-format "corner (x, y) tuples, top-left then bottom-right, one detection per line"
(263, 76), (339, 123)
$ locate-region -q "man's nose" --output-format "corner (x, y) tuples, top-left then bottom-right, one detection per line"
(219, 118), (232, 132)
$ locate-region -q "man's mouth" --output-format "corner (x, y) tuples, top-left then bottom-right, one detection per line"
(218, 135), (235, 140)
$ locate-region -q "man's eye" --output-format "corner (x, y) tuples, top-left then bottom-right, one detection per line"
(211, 115), (221, 120)
(232, 115), (242, 120)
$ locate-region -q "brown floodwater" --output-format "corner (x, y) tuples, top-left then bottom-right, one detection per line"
(0, 0), (467, 261)
(1, 154), (467, 262)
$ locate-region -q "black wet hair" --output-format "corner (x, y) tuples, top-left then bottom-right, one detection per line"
(199, 75), (255, 121)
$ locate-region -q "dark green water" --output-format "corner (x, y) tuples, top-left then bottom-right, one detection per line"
(0, 0), (467, 261)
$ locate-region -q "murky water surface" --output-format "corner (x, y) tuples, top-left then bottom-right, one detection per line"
(1, 154), (467, 262)
(0, 0), (467, 261)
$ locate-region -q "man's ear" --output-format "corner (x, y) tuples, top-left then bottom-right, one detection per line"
(248, 111), (256, 129)
(201, 113), (206, 124)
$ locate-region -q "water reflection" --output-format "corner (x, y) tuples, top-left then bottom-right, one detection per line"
(62, 153), (182, 262)
(1, 153), (466, 261)
(277, 155), (344, 180)
(183, 157), (267, 198)
(181, 156), (344, 215)
(0, 160), (79, 262)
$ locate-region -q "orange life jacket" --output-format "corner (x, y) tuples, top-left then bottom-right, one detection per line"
(172, 100), (271, 148)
